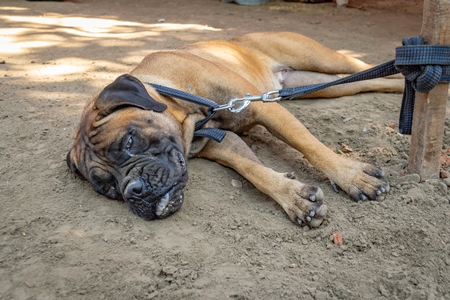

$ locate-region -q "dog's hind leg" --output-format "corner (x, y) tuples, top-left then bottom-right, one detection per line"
(234, 32), (372, 74)
(197, 131), (328, 227)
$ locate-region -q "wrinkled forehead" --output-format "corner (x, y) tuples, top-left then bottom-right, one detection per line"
(88, 107), (180, 146)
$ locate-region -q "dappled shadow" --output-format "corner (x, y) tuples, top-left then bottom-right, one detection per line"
(0, 3), (230, 163)
(0, 5), (222, 96)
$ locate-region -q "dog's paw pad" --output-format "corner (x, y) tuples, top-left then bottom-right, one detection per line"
(287, 200), (327, 228)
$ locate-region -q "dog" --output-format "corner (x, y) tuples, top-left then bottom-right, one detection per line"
(66, 32), (403, 227)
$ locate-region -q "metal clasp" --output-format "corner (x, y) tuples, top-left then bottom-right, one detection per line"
(214, 90), (281, 113)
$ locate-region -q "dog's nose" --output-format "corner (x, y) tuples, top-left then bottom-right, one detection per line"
(124, 179), (144, 200)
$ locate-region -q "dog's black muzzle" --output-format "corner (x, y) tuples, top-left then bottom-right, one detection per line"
(121, 146), (188, 220)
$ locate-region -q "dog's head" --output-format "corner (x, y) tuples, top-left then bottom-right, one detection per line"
(67, 74), (188, 220)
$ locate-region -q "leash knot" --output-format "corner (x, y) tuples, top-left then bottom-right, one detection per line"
(395, 36), (450, 92)
(394, 36), (450, 134)
(410, 64), (442, 93)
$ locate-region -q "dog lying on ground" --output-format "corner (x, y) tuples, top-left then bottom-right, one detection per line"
(67, 32), (403, 227)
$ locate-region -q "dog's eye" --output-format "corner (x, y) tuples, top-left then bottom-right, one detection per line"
(177, 152), (186, 169)
(125, 136), (133, 151)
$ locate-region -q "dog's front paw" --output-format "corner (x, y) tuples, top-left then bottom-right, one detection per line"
(330, 159), (390, 202)
(276, 173), (328, 228)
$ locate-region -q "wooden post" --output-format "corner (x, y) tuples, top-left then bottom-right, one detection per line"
(407, 0), (450, 180)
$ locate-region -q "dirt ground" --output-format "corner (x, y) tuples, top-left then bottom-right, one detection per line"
(1, 0), (450, 299)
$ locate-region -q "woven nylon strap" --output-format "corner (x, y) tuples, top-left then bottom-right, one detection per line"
(279, 60), (399, 99)
(148, 83), (227, 142)
(279, 36), (450, 134)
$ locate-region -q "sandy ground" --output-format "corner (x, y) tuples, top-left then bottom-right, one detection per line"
(1, 0), (450, 299)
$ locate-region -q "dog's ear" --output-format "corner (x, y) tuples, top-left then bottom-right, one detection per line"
(93, 74), (167, 118)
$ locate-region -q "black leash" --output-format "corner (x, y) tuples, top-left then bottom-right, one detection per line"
(148, 83), (227, 142)
(147, 36), (450, 142)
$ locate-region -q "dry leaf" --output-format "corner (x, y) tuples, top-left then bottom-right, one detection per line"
(341, 144), (353, 153)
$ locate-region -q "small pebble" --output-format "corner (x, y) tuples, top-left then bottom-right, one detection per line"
(391, 173), (421, 186)
(315, 291), (329, 300)
(442, 177), (450, 187)
(231, 179), (242, 188)
(343, 116), (353, 122)
(234, 233), (241, 242)
(162, 266), (178, 276)
(148, 291), (159, 299)
(378, 284), (390, 296)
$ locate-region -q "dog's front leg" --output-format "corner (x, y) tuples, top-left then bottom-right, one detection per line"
(253, 102), (390, 202)
(197, 131), (327, 227)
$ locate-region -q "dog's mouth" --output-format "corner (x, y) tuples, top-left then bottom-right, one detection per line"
(154, 185), (185, 218)
(126, 184), (186, 220)
(156, 192), (172, 216)
(124, 167), (188, 220)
